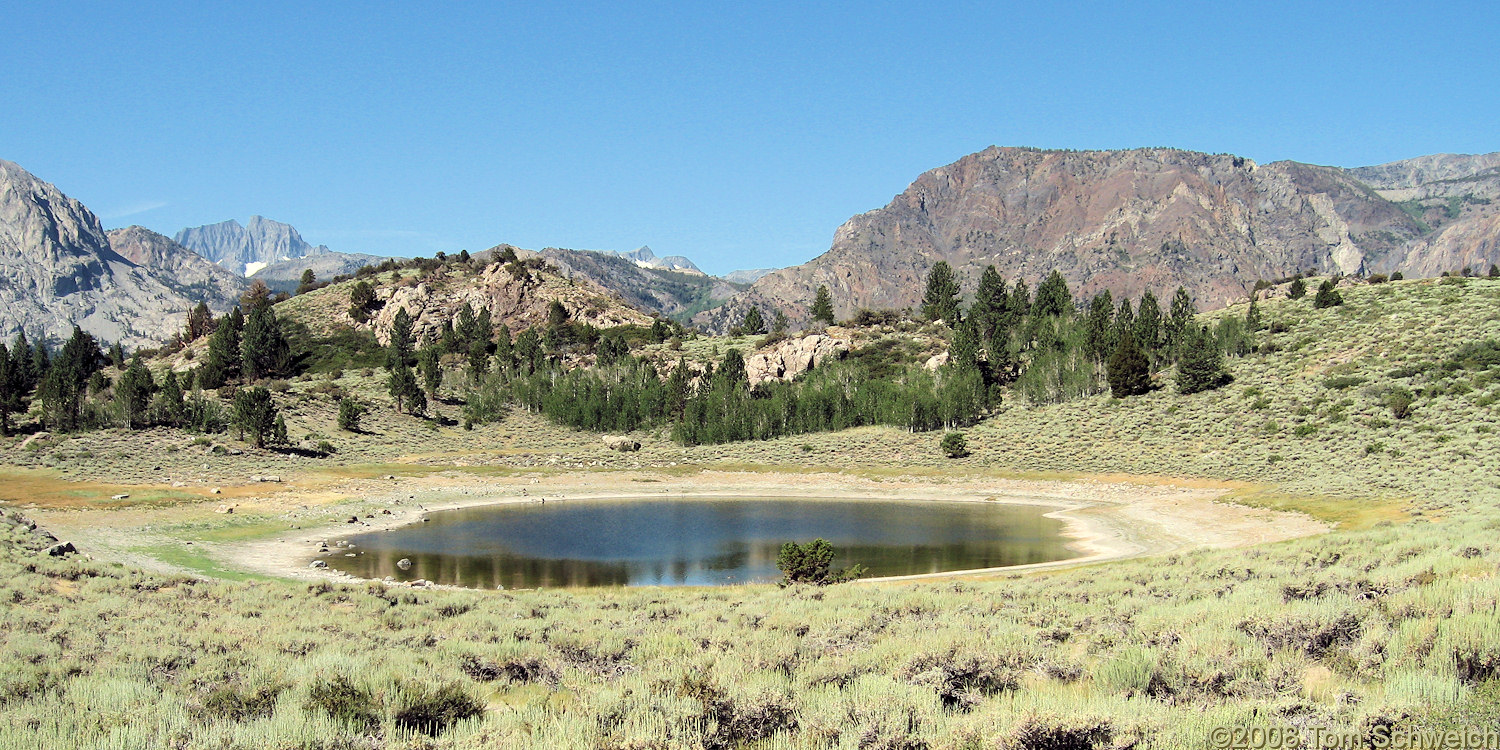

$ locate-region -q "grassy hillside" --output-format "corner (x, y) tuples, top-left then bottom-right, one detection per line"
(1, 278), (1499, 749)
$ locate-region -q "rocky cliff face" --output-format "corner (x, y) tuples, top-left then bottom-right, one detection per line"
(0, 160), (209, 348)
(698, 147), (1498, 331)
(1348, 152), (1500, 277)
(105, 226), (244, 311)
(174, 216), (330, 276)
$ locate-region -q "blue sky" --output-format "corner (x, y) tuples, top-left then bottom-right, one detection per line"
(3, 2), (1496, 275)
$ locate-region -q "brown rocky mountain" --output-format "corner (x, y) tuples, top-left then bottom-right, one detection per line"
(697, 147), (1497, 331)
(105, 226), (244, 311)
(1347, 153), (1500, 277)
(0, 159), (217, 349)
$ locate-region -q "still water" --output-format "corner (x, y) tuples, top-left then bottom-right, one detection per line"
(325, 497), (1077, 588)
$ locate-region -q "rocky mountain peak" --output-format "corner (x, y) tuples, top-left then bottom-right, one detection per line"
(174, 215), (330, 276)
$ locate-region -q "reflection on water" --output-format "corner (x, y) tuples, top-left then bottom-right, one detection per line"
(325, 497), (1077, 589)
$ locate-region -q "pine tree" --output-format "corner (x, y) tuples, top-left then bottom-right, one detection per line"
(0, 343), (19, 436)
(1246, 297), (1263, 331)
(716, 349), (747, 391)
(1106, 329), (1152, 398)
(1489, 264), (1499, 278)
(154, 370), (186, 427)
(115, 357), (156, 429)
(454, 304), (478, 348)
(9, 332), (36, 395)
(493, 324), (514, 373)
(1164, 287), (1196, 356)
(772, 310), (789, 335)
(921, 261), (962, 324)
(1177, 324), (1232, 394)
(1112, 298), (1135, 354)
(241, 302), (291, 381)
(1313, 280), (1344, 309)
(387, 308), (415, 370)
(1288, 277), (1307, 299)
(949, 317), (983, 377)
(1007, 279), (1031, 321)
(348, 281), (376, 322)
(201, 307), (244, 387)
(1034, 270), (1072, 317)
(232, 386), (279, 448)
(1086, 290), (1115, 363)
(419, 347), (444, 399)
(972, 266), (1006, 333)
(547, 299), (570, 328)
(40, 327), (103, 432)
(515, 327), (542, 374)
(810, 285), (836, 325)
(741, 307), (766, 335)
(388, 362), (424, 415)
(109, 342), (126, 368)
(1135, 290), (1162, 358)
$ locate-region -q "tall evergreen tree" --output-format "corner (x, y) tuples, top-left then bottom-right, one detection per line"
(1246, 297), (1263, 331)
(388, 362), (424, 415)
(1034, 270), (1072, 317)
(109, 342), (126, 368)
(455, 304), (479, 347)
(515, 327), (542, 374)
(1177, 324), (1232, 394)
(1106, 329), (1152, 398)
(1288, 276), (1307, 300)
(1086, 290), (1115, 363)
(419, 347), (444, 399)
(115, 357), (156, 429)
(1164, 286), (1196, 356)
(231, 386), (280, 449)
(810, 285), (836, 325)
(40, 326), (104, 432)
(0, 343), (19, 435)
(388, 308), (415, 370)
(10, 332), (36, 395)
(1112, 297), (1135, 353)
(921, 261), (962, 324)
(201, 309), (243, 388)
(949, 317), (983, 376)
(241, 301), (291, 381)
(493, 324), (514, 373)
(972, 266), (1007, 334)
(1007, 278), (1032, 321)
(741, 307), (766, 335)
(154, 370), (186, 427)
(716, 349), (747, 391)
(1135, 290), (1162, 357)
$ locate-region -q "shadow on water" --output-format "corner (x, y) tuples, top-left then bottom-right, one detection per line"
(325, 497), (1077, 589)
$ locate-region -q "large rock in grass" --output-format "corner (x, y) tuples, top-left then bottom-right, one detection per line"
(602, 435), (641, 452)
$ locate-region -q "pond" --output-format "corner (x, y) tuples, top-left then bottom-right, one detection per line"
(324, 496), (1079, 588)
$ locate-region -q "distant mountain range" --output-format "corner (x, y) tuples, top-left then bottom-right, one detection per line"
(5, 146), (1498, 347)
(697, 147), (1500, 331)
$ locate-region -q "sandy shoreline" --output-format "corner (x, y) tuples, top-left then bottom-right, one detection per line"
(219, 470), (1329, 588)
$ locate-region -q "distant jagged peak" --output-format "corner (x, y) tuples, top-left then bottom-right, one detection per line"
(589, 244), (706, 275)
(174, 215), (331, 276)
